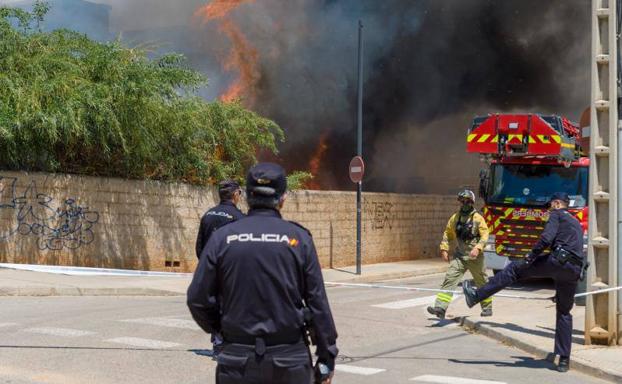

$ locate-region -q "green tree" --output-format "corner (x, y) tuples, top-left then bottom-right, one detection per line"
(0, 2), (285, 185)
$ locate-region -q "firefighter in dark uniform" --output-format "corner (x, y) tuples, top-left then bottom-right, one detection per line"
(187, 163), (338, 384)
(463, 192), (586, 373)
(195, 179), (245, 259)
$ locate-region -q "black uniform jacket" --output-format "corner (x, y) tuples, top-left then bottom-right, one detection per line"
(531, 208), (583, 258)
(187, 208), (338, 364)
(195, 201), (245, 259)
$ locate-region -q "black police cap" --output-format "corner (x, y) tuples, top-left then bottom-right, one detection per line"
(549, 192), (570, 204)
(246, 162), (287, 198)
(218, 179), (240, 194)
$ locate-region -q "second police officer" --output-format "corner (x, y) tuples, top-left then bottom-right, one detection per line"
(187, 162), (338, 384)
(463, 192), (586, 373)
(195, 179), (245, 260)
(195, 179), (245, 359)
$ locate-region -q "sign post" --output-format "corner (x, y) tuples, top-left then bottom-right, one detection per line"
(350, 155), (364, 275)
(353, 20), (364, 275)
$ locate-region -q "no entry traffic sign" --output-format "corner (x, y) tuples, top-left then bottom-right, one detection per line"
(349, 156), (365, 183)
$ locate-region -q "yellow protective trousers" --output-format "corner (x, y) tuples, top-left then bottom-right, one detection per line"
(434, 256), (492, 310)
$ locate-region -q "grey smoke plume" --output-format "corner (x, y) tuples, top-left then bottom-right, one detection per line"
(3, 0), (591, 193)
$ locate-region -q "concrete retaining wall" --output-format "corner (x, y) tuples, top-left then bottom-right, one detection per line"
(0, 171), (455, 271)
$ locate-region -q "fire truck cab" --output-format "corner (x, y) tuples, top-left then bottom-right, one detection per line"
(467, 114), (589, 271)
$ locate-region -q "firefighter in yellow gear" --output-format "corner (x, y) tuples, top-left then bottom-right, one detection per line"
(427, 190), (493, 319)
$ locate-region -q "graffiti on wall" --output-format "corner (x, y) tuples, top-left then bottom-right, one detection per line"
(365, 201), (397, 230)
(0, 176), (99, 250)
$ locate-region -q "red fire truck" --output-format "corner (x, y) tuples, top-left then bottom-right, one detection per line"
(467, 114), (589, 272)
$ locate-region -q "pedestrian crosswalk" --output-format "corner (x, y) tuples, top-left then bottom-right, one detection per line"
(0, 291), (499, 382)
(105, 337), (182, 349)
(335, 364), (386, 375)
(24, 327), (95, 337)
(119, 317), (200, 330)
(371, 294), (461, 309)
(410, 375), (506, 384)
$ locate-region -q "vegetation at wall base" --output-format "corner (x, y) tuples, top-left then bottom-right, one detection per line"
(0, 2), (292, 186)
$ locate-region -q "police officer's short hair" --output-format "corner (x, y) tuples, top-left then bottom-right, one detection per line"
(247, 195), (281, 209)
(218, 179), (241, 201)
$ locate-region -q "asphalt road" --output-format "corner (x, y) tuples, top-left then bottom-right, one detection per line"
(0, 274), (610, 384)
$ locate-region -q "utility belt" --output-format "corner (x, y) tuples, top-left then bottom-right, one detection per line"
(223, 332), (303, 347)
(552, 246), (583, 267)
(552, 246), (589, 280)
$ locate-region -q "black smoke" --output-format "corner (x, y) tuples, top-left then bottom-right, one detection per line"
(243, 0), (590, 193)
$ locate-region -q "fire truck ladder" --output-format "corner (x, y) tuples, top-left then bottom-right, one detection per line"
(587, 0), (620, 345)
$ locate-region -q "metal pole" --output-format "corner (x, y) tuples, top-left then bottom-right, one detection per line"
(356, 20), (363, 275)
(617, 0), (622, 344)
(617, 108), (621, 345)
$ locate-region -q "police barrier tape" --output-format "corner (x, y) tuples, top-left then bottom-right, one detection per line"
(324, 281), (622, 301)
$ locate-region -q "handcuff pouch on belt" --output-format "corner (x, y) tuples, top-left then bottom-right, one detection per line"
(552, 246), (589, 281)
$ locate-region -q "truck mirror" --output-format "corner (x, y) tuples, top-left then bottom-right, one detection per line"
(479, 168), (490, 200)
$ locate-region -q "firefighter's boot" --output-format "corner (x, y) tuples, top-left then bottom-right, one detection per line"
(480, 307), (492, 317)
(426, 306), (446, 319)
(463, 280), (479, 308)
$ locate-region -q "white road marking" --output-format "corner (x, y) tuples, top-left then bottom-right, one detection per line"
(105, 337), (181, 349)
(0, 263), (190, 277)
(335, 365), (386, 375)
(120, 317), (199, 330)
(410, 375), (506, 384)
(0, 322), (17, 328)
(372, 295), (461, 309)
(24, 327), (94, 337)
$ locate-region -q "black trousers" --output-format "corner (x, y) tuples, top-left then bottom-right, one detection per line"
(475, 254), (580, 358)
(216, 340), (312, 384)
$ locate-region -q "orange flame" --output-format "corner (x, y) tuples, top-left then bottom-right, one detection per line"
(194, 0), (259, 105)
(306, 133), (329, 190)
(195, 0), (252, 20)
(218, 19), (259, 104)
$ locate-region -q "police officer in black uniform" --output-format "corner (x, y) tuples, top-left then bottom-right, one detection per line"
(195, 179), (245, 359)
(187, 163), (338, 384)
(463, 192), (585, 373)
(195, 179), (245, 259)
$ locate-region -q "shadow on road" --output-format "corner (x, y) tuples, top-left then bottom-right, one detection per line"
(448, 354), (558, 371)
(337, 333), (468, 364)
(474, 321), (584, 345)
(426, 318), (456, 327)
(328, 268), (358, 275)
(190, 348), (215, 357)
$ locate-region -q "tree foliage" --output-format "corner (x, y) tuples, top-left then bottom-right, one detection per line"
(0, 3), (284, 185)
